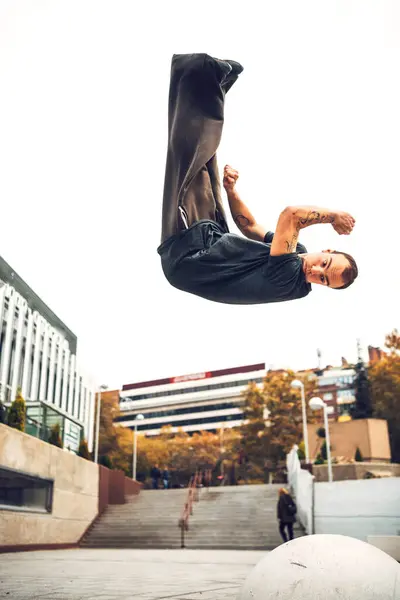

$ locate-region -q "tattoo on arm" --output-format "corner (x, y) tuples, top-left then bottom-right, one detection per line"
(234, 214), (251, 229)
(297, 210), (335, 228)
(285, 231), (299, 253)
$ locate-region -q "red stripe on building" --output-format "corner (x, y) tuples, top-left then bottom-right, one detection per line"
(121, 363), (265, 392)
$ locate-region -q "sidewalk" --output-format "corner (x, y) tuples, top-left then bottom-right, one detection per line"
(0, 548), (267, 600)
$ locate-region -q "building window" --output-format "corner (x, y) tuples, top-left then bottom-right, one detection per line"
(122, 376), (264, 404)
(0, 466), (53, 513)
(339, 403), (355, 416)
(337, 389), (356, 404)
(323, 393), (333, 401)
(136, 412), (243, 432)
(116, 401), (241, 423)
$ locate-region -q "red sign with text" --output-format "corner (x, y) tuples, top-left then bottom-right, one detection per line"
(171, 372), (211, 384)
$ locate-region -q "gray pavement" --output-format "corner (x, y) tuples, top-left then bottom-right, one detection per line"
(0, 548), (267, 600)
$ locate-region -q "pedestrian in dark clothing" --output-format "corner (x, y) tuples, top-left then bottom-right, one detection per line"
(277, 487), (297, 543)
(150, 464), (161, 490)
(162, 467), (169, 489)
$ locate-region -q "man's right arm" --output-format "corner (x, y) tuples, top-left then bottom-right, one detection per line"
(223, 165), (267, 242)
(270, 205), (355, 256)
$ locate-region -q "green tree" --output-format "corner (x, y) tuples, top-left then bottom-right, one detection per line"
(355, 447), (363, 462)
(78, 439), (91, 460)
(350, 362), (373, 420)
(369, 329), (400, 463)
(7, 387), (26, 432)
(321, 440), (328, 461)
(48, 423), (63, 448)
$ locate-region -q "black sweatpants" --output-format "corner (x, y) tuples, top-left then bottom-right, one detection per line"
(160, 53), (242, 244)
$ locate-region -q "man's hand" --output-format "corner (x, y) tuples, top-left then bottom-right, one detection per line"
(332, 211), (356, 235)
(223, 165), (239, 191)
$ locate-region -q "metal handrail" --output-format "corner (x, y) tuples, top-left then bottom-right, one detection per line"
(178, 469), (212, 548)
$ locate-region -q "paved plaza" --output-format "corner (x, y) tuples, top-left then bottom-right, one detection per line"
(0, 548), (266, 600)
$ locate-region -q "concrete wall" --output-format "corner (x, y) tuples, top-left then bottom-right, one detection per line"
(0, 423), (98, 548)
(314, 477), (400, 541)
(313, 462), (400, 482)
(98, 466), (141, 514)
(307, 419), (391, 462)
(287, 445), (314, 534)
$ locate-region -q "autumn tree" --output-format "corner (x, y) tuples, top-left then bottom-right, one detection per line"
(97, 390), (134, 475)
(369, 329), (400, 463)
(239, 382), (269, 480)
(263, 370), (317, 470)
(240, 371), (317, 481)
(136, 426), (224, 486)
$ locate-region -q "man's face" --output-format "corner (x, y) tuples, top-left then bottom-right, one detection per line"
(300, 250), (349, 288)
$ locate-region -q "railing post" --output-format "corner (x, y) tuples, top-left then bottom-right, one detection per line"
(180, 520), (185, 548)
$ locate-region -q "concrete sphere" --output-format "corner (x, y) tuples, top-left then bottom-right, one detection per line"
(238, 534), (400, 599)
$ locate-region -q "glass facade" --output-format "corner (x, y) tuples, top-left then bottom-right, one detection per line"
(24, 401), (83, 451)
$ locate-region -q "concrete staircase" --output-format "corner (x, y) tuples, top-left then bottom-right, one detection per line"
(81, 484), (305, 550)
(81, 488), (187, 549)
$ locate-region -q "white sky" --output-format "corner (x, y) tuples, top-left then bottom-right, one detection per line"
(1, 1), (399, 389)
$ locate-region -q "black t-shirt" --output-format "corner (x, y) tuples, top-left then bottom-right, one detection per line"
(157, 220), (311, 305)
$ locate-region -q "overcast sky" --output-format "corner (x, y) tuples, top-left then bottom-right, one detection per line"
(1, 1), (399, 389)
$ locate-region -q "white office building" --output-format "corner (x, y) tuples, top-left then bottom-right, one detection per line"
(0, 256), (96, 452)
(117, 363), (266, 435)
(316, 367), (357, 419)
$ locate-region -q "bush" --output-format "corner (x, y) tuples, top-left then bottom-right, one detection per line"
(355, 447), (363, 462)
(99, 455), (113, 469)
(0, 400), (7, 424)
(297, 441), (306, 460)
(78, 439), (91, 460)
(321, 440), (328, 461)
(7, 388), (26, 431)
(48, 423), (63, 448)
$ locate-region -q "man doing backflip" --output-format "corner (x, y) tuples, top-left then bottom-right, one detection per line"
(158, 54), (358, 305)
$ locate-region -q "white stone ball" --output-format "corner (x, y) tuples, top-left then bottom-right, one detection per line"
(238, 534), (400, 599)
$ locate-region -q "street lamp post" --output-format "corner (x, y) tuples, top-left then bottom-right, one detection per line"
(309, 397), (333, 483)
(133, 414), (144, 480)
(94, 384), (108, 464)
(291, 379), (310, 464)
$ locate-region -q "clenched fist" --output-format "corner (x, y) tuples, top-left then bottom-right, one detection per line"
(332, 211), (356, 235)
(223, 165), (239, 191)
